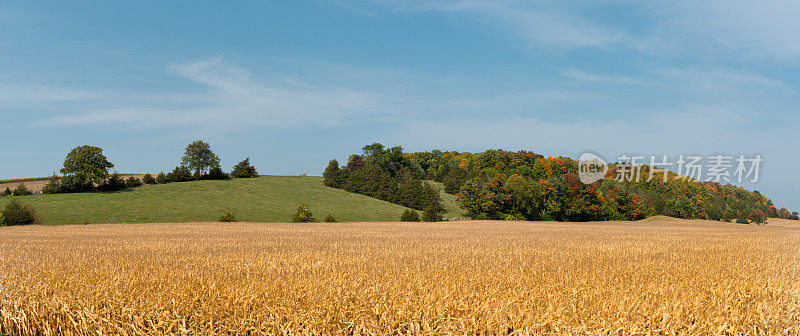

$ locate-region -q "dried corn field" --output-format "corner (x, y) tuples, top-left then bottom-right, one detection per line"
(1, 218), (800, 335)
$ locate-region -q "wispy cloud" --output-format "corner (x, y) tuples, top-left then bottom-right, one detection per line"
(29, 57), (383, 130)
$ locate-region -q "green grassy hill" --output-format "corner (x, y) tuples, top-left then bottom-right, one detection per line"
(2, 176), (430, 225)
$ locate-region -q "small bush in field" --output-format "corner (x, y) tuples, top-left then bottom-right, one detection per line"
(0, 211), (4, 225)
(231, 158), (258, 178)
(291, 203), (318, 223)
(2, 199), (37, 226)
(2, 187), (10, 196)
(219, 210), (237, 222)
(736, 218), (750, 224)
(156, 172), (171, 184)
(401, 209), (420, 222)
(324, 214), (337, 223)
(125, 177), (143, 188)
(41, 174), (62, 194)
(142, 174), (156, 184)
(12, 184), (33, 196)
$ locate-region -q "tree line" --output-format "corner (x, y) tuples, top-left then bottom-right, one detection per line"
(406, 149), (798, 223)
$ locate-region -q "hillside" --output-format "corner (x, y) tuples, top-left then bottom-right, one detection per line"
(2, 176), (420, 225)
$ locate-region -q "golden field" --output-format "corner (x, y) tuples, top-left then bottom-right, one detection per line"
(1, 218), (799, 335)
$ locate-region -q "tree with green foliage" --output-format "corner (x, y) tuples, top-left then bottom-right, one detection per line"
(2, 199), (37, 225)
(421, 204), (443, 222)
(323, 159), (343, 188)
(61, 145), (114, 191)
(291, 203), (318, 222)
(2, 187), (10, 196)
(231, 158), (258, 178)
(181, 140), (220, 176)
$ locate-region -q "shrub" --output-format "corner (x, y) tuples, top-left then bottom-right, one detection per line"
(736, 218), (750, 224)
(155, 172), (170, 184)
(142, 174), (156, 184)
(125, 177), (143, 188)
(12, 184), (33, 196)
(168, 166), (193, 183)
(400, 209), (420, 222)
(41, 174), (62, 194)
(749, 209), (768, 225)
(792, 212), (799, 221)
(422, 206), (443, 222)
(291, 203), (317, 223)
(60, 174), (94, 193)
(324, 214), (337, 223)
(0, 211), (3, 225)
(2, 199), (37, 225)
(2, 187), (10, 196)
(203, 166), (230, 180)
(98, 173), (126, 192)
(218, 210), (237, 222)
(231, 158), (258, 178)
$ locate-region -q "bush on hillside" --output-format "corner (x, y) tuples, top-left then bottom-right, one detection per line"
(125, 176), (143, 188)
(41, 174), (62, 194)
(168, 166), (193, 183)
(60, 174), (94, 193)
(155, 172), (170, 184)
(2, 187), (10, 196)
(142, 174), (156, 184)
(291, 203), (317, 223)
(203, 166), (230, 180)
(422, 205), (443, 222)
(219, 210), (237, 222)
(323, 159), (343, 188)
(2, 199), (37, 226)
(324, 214), (337, 223)
(0, 211), (4, 225)
(98, 173), (126, 192)
(792, 212), (799, 220)
(12, 184), (33, 196)
(400, 209), (420, 222)
(231, 158), (258, 178)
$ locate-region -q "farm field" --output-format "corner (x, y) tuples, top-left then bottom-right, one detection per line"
(0, 176), (421, 224)
(1, 218), (799, 335)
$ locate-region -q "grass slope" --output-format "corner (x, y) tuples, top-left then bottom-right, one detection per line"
(2, 176), (415, 225)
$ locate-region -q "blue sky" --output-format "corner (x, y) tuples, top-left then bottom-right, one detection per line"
(1, 0), (798, 210)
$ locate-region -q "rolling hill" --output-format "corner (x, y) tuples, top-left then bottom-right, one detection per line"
(1, 176), (446, 225)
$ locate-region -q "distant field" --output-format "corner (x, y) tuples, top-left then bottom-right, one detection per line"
(0, 176), (421, 224)
(1, 218), (798, 334)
